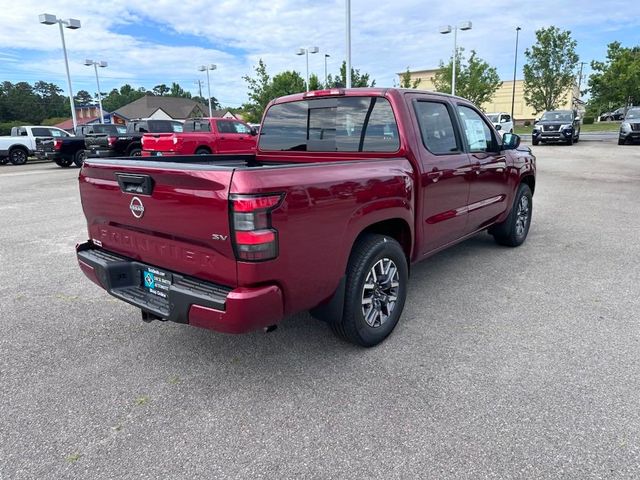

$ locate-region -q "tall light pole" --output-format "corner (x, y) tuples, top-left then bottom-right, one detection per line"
(439, 21), (472, 96)
(511, 26), (521, 122)
(324, 54), (330, 86)
(39, 14), (81, 132)
(84, 59), (107, 124)
(346, 0), (351, 88)
(296, 47), (319, 91)
(198, 64), (217, 117)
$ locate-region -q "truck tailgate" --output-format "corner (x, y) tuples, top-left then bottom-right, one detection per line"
(79, 159), (237, 287)
(142, 133), (176, 152)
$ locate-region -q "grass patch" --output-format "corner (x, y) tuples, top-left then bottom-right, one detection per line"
(134, 395), (149, 406)
(65, 452), (81, 463)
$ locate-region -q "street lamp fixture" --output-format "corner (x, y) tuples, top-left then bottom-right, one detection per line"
(296, 47), (319, 92)
(511, 26), (522, 122)
(84, 59), (108, 124)
(39, 13), (82, 131)
(324, 54), (331, 86)
(198, 64), (217, 117)
(439, 20), (472, 96)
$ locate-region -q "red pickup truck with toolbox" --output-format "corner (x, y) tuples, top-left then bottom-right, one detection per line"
(141, 117), (257, 156)
(77, 88), (536, 347)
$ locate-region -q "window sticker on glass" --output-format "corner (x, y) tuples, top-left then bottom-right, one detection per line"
(465, 119), (487, 151)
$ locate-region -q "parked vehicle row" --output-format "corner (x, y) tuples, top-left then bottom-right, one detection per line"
(0, 126), (70, 165)
(532, 110), (581, 146)
(76, 87), (536, 347)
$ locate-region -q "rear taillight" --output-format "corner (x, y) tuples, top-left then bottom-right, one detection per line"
(53, 139), (63, 150)
(230, 193), (283, 261)
(107, 136), (117, 147)
(140, 136), (145, 147)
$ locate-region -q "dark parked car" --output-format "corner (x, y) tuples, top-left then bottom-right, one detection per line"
(599, 107), (625, 122)
(36, 124), (126, 167)
(85, 119), (182, 158)
(76, 88), (536, 347)
(619, 107), (640, 145)
(532, 110), (581, 145)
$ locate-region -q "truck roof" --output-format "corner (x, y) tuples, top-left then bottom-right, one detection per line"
(271, 87), (459, 105)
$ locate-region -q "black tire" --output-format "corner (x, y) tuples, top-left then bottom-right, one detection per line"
(0, 157), (8, 165)
(9, 148), (28, 165)
(490, 183), (533, 247)
(55, 157), (74, 168)
(73, 149), (86, 167)
(566, 135), (574, 146)
(128, 147), (142, 157)
(330, 234), (408, 347)
(618, 138), (626, 145)
(195, 148), (210, 155)
(532, 138), (539, 146)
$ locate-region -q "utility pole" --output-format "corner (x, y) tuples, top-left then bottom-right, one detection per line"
(576, 61), (587, 110)
(511, 27), (521, 123)
(194, 79), (203, 99)
(345, 0), (351, 88)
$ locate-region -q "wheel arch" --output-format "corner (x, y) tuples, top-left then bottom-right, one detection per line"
(521, 174), (535, 195)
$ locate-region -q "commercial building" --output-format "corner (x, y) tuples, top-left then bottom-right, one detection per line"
(401, 68), (581, 124)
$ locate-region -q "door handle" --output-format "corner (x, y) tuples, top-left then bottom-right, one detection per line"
(219, 136), (226, 139)
(427, 170), (443, 182)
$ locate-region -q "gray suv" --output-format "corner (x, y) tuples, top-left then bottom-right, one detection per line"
(532, 110), (581, 146)
(619, 107), (640, 145)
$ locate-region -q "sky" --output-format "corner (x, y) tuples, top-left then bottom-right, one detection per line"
(0, 0), (639, 108)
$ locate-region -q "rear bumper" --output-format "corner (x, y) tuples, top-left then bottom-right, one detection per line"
(76, 242), (283, 334)
(86, 149), (118, 158)
(141, 150), (178, 157)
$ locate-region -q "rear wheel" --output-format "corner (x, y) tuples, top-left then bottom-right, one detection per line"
(330, 234), (408, 347)
(490, 183), (533, 247)
(128, 147), (142, 157)
(55, 157), (73, 168)
(9, 148), (28, 165)
(195, 148), (210, 155)
(73, 149), (86, 167)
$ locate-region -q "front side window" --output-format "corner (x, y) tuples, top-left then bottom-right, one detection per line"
(260, 96), (399, 152)
(414, 101), (459, 154)
(216, 121), (235, 134)
(457, 105), (494, 153)
(232, 122), (251, 134)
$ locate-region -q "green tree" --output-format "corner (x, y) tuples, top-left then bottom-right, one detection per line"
(433, 49), (502, 106)
(169, 82), (191, 98)
(102, 84), (147, 112)
(269, 71), (305, 98)
(193, 96), (221, 110)
(152, 84), (170, 96)
(523, 26), (579, 113)
(308, 73), (322, 91)
(588, 42), (640, 114)
(326, 61), (375, 88)
(74, 90), (94, 106)
(399, 67), (421, 89)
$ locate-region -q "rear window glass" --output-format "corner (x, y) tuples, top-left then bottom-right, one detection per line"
(146, 121), (175, 133)
(259, 96), (399, 152)
(184, 121), (211, 132)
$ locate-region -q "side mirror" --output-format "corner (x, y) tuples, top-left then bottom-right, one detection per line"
(250, 127), (258, 136)
(502, 132), (521, 150)
(495, 124), (502, 131)
(534, 120), (539, 125)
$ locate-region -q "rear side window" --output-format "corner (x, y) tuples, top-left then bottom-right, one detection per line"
(414, 101), (460, 154)
(185, 121), (211, 132)
(31, 127), (52, 137)
(260, 96), (399, 152)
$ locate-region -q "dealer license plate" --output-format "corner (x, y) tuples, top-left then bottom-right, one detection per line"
(142, 267), (172, 299)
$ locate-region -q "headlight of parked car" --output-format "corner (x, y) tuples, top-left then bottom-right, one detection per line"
(621, 122), (631, 132)
(560, 124), (573, 130)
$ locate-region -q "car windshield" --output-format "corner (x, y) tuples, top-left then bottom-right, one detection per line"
(625, 108), (640, 120)
(486, 114), (499, 122)
(540, 111), (573, 122)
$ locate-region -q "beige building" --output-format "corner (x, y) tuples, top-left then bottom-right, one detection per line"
(402, 68), (579, 124)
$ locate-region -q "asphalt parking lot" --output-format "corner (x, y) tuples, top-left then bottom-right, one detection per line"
(1, 140), (640, 479)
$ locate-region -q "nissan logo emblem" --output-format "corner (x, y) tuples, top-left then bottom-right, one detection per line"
(129, 196), (145, 218)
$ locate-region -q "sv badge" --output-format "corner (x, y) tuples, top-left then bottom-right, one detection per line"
(211, 234), (228, 241)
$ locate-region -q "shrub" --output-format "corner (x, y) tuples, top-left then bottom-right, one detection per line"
(0, 121), (26, 136)
(582, 116), (594, 125)
(524, 120), (531, 127)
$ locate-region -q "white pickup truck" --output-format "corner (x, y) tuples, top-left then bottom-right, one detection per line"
(0, 126), (71, 165)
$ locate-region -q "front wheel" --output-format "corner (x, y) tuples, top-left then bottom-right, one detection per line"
(567, 136), (574, 145)
(195, 148), (210, 155)
(532, 138), (539, 146)
(9, 148), (28, 165)
(618, 138), (626, 146)
(490, 183), (533, 247)
(331, 234), (408, 347)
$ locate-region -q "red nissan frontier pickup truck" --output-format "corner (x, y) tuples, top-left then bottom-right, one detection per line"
(76, 88), (536, 347)
(141, 117), (257, 156)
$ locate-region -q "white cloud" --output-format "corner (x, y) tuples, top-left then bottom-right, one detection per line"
(0, 0), (638, 107)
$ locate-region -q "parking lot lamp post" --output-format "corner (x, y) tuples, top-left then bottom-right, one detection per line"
(346, 0), (351, 88)
(84, 59), (107, 124)
(38, 14), (81, 132)
(198, 64), (217, 117)
(511, 26), (521, 122)
(439, 21), (472, 96)
(324, 54), (330, 86)
(296, 47), (319, 91)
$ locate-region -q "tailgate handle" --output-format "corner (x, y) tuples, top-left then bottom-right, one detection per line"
(116, 173), (154, 195)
